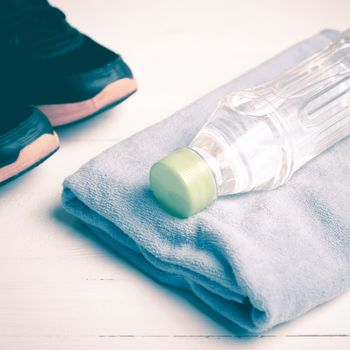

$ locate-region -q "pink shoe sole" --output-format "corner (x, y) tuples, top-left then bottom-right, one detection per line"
(0, 132), (60, 184)
(38, 78), (137, 127)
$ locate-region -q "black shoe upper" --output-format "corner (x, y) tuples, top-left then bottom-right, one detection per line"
(0, 103), (34, 136)
(22, 37), (134, 104)
(0, 107), (54, 168)
(1, 0), (83, 60)
(1, 0), (134, 105)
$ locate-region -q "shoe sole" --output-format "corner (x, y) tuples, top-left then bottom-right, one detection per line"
(0, 132), (60, 184)
(38, 78), (137, 127)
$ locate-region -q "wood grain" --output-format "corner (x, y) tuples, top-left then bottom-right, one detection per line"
(1, 0), (350, 348)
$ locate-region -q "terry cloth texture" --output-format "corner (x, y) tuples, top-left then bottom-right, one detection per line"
(62, 29), (350, 333)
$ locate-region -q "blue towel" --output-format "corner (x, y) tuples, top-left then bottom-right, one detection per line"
(62, 29), (350, 333)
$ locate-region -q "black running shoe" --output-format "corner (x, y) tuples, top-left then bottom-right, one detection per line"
(0, 105), (59, 184)
(2, 0), (137, 126)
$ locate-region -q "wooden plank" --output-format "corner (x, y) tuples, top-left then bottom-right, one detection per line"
(1, 0), (350, 349)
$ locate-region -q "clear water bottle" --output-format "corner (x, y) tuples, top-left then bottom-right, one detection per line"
(150, 30), (350, 218)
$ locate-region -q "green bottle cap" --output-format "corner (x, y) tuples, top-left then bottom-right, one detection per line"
(149, 148), (217, 218)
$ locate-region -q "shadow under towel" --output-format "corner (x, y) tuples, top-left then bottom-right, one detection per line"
(62, 29), (350, 333)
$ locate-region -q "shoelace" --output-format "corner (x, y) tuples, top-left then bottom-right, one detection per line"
(1, 4), (82, 58)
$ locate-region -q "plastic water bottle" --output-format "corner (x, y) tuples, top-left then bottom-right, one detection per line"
(150, 30), (350, 218)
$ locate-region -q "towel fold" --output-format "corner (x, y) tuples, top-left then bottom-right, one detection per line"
(62, 29), (350, 333)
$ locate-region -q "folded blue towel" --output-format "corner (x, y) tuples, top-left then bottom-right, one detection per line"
(62, 29), (350, 333)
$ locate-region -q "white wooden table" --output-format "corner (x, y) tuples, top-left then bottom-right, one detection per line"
(1, 1), (350, 349)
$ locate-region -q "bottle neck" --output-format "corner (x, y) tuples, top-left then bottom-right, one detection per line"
(190, 146), (222, 193)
